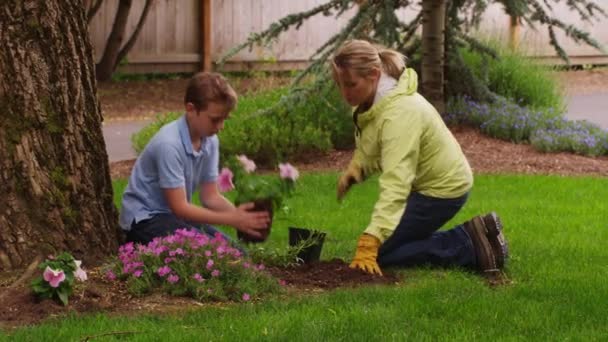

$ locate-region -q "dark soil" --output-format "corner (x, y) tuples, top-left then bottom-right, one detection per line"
(269, 259), (399, 289)
(0, 259), (398, 329)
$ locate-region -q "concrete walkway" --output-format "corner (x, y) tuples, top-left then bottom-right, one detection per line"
(565, 92), (608, 129)
(103, 119), (151, 162)
(103, 93), (608, 162)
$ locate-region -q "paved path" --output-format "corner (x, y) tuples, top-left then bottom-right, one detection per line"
(103, 119), (151, 162)
(565, 92), (608, 129)
(103, 93), (608, 162)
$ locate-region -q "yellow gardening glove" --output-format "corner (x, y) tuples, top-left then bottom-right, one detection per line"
(349, 234), (383, 276)
(337, 161), (363, 201)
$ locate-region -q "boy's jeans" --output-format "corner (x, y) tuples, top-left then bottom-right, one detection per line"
(377, 192), (476, 269)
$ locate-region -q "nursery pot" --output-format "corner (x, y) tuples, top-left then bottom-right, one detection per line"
(237, 199), (273, 243)
(288, 227), (326, 263)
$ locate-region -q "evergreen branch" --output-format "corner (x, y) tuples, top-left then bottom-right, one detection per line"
(457, 32), (499, 59)
(548, 25), (570, 64)
(396, 11), (422, 50)
(216, 0), (347, 66)
(529, 0), (605, 61)
(292, 2), (379, 85)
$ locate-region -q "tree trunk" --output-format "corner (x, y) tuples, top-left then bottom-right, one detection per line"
(95, 0), (133, 82)
(0, 0), (121, 270)
(421, 0), (446, 114)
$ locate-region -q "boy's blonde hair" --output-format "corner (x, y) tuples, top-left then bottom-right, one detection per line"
(184, 72), (237, 111)
(331, 39), (406, 80)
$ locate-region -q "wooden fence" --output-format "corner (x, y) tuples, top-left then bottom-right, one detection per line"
(88, 0), (608, 73)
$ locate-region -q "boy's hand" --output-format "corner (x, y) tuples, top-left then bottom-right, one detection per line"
(233, 203), (271, 238)
(337, 162), (363, 201)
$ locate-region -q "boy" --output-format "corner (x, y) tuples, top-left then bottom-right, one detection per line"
(119, 72), (270, 244)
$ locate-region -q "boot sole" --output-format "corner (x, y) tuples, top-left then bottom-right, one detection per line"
(466, 217), (498, 273)
(483, 212), (509, 268)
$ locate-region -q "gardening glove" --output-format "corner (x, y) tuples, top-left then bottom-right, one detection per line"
(337, 161), (363, 201)
(349, 233), (383, 276)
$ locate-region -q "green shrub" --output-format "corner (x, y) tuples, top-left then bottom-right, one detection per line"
(460, 40), (565, 113)
(131, 83), (353, 165)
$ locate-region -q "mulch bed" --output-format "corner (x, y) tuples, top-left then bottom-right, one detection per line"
(0, 259), (397, 329)
(110, 126), (608, 179)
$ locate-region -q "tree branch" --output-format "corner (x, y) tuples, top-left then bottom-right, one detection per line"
(114, 0), (154, 70)
(87, 0), (104, 23)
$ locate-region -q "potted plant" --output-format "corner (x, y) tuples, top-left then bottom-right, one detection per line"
(288, 227), (326, 263)
(218, 155), (299, 243)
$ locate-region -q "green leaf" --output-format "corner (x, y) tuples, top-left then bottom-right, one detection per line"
(57, 289), (69, 306)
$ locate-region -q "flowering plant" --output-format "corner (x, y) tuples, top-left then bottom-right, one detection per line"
(218, 155), (299, 210)
(30, 252), (88, 305)
(107, 229), (281, 302)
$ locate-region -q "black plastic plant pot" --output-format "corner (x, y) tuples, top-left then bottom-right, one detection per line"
(237, 199), (273, 243)
(288, 227), (326, 263)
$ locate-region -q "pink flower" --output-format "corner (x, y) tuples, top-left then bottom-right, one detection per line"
(237, 155), (256, 173)
(167, 274), (179, 283)
(204, 250), (212, 257)
(74, 260), (87, 282)
(133, 269), (143, 278)
(279, 163), (299, 181)
(279, 279), (287, 286)
(193, 273), (205, 282)
(206, 259), (214, 270)
(211, 270), (220, 277)
(242, 293), (251, 301)
(106, 270), (116, 281)
(157, 265), (171, 277)
(218, 168), (235, 192)
(43, 267), (65, 288)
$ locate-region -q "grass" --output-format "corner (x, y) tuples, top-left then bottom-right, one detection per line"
(4, 173), (608, 340)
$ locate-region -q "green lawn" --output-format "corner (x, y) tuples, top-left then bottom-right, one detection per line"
(4, 173), (608, 340)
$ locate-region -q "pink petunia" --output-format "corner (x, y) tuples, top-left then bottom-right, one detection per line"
(217, 168), (235, 192)
(279, 163), (299, 181)
(206, 259), (214, 270)
(133, 269), (144, 278)
(242, 293), (251, 301)
(211, 270), (220, 277)
(157, 265), (172, 277)
(43, 267), (65, 288)
(167, 274), (179, 283)
(237, 155), (256, 173)
(106, 270), (117, 281)
(193, 273), (205, 282)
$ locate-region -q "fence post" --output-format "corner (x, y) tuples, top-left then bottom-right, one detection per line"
(201, 0), (212, 71)
(509, 15), (520, 50)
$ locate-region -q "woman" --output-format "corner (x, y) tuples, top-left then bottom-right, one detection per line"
(331, 40), (508, 276)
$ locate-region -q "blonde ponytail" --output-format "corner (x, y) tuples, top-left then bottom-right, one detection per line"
(378, 48), (406, 79)
(331, 39), (406, 79)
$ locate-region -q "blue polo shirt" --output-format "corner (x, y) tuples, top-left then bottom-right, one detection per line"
(119, 115), (219, 231)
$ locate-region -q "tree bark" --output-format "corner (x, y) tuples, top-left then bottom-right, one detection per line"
(95, 0), (133, 82)
(421, 0), (446, 114)
(0, 0), (121, 270)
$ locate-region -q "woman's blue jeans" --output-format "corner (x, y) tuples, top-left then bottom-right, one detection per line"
(377, 192), (476, 269)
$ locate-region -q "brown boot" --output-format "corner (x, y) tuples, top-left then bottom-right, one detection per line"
(463, 216), (498, 273)
(482, 212), (509, 269)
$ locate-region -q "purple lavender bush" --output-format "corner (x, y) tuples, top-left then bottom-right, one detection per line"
(446, 96), (608, 156)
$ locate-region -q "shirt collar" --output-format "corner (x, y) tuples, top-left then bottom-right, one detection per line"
(178, 114), (206, 157)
